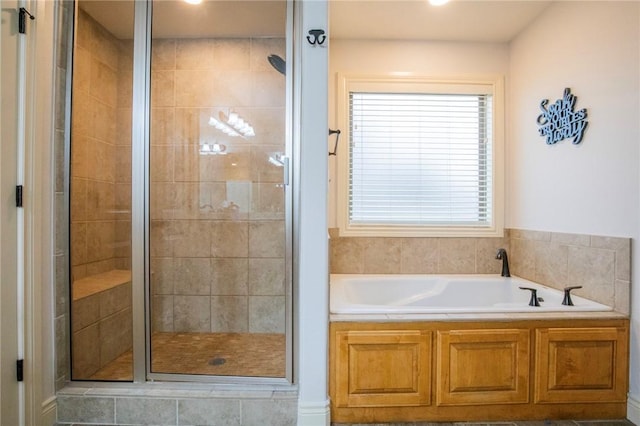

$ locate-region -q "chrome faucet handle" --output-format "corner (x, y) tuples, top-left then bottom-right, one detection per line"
(519, 287), (541, 307)
(562, 286), (583, 306)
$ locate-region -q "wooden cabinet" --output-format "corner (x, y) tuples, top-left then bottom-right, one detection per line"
(330, 319), (629, 423)
(436, 329), (530, 405)
(535, 327), (628, 403)
(334, 329), (431, 407)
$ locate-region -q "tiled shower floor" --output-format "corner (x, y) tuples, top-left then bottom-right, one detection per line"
(90, 332), (286, 380)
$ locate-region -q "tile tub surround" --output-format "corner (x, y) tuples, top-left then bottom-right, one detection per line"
(509, 229), (631, 314)
(328, 228), (511, 275)
(328, 228), (631, 314)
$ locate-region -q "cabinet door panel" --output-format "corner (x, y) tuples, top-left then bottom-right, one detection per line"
(436, 329), (530, 406)
(535, 327), (628, 403)
(335, 330), (431, 408)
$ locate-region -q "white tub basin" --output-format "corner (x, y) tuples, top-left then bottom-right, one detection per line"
(330, 274), (612, 314)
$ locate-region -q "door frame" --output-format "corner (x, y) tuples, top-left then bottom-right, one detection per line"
(1, 0), (57, 425)
(26, 0), (57, 424)
(1, 1), (24, 423)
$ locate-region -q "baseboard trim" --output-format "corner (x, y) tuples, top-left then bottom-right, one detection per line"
(297, 399), (330, 426)
(41, 396), (56, 426)
(628, 393), (640, 425)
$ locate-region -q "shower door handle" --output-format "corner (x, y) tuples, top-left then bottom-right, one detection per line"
(282, 155), (290, 186)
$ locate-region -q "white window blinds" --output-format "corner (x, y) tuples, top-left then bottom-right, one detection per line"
(349, 92), (493, 227)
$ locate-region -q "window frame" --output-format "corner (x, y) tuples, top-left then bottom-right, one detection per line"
(336, 73), (505, 238)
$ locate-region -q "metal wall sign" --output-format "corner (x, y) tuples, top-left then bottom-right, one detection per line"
(536, 88), (588, 145)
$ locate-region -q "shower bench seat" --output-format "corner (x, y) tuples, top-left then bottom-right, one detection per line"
(71, 269), (133, 378)
(72, 269), (132, 301)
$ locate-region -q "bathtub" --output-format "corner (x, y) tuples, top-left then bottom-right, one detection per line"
(330, 274), (612, 314)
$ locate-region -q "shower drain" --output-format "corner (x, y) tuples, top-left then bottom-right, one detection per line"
(208, 357), (226, 366)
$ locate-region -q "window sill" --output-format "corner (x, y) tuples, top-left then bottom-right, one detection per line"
(337, 224), (504, 238)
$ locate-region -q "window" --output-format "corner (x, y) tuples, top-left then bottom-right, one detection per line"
(336, 75), (504, 237)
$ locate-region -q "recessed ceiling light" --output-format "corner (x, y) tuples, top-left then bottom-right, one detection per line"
(429, 0), (449, 5)
(184, 0), (202, 4)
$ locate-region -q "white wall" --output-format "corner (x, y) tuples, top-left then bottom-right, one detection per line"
(328, 40), (509, 227)
(331, 3), (640, 420)
(297, 1), (330, 425)
(508, 1), (640, 421)
(34, 0), (57, 422)
(508, 2), (639, 236)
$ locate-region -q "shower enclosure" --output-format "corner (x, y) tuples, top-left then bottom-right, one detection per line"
(68, 0), (292, 383)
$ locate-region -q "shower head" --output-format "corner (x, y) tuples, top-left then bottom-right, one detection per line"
(268, 54), (286, 76)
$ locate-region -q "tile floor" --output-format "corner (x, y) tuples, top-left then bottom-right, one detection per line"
(331, 422), (636, 426)
(83, 342), (634, 426)
(90, 332), (286, 380)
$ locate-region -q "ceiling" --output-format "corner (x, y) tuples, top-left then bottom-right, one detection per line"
(79, 0), (552, 43)
(79, 1), (286, 39)
(330, 1), (552, 42)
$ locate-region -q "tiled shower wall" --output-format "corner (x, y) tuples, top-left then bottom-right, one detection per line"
(329, 227), (631, 314)
(148, 36), (287, 334)
(69, 8), (133, 380)
(54, 7), (295, 421)
(53, 1), (288, 388)
(54, 0), (72, 391)
(70, 9), (132, 281)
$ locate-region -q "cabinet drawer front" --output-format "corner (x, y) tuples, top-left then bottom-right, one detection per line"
(335, 330), (432, 408)
(436, 329), (530, 406)
(535, 327), (629, 403)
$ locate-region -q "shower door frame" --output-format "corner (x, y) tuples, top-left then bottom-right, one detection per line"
(129, 0), (295, 385)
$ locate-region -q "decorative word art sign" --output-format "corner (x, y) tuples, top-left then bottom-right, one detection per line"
(536, 88), (588, 145)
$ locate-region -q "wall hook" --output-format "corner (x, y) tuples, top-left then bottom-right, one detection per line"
(307, 29), (326, 46)
(18, 7), (35, 34)
(329, 129), (341, 156)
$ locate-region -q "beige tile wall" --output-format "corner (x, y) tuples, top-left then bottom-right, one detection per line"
(328, 228), (511, 275)
(328, 228), (631, 313)
(72, 282), (133, 378)
(70, 9), (132, 281)
(149, 37), (287, 334)
(510, 229), (630, 314)
(69, 8), (133, 380)
(54, 0), (73, 391)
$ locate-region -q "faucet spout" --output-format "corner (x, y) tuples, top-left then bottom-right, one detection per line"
(496, 248), (510, 277)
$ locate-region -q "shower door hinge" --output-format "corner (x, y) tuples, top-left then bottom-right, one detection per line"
(16, 359), (24, 382)
(16, 185), (23, 207)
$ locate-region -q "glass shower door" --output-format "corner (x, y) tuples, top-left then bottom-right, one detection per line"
(69, 0), (134, 381)
(148, 0), (290, 379)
